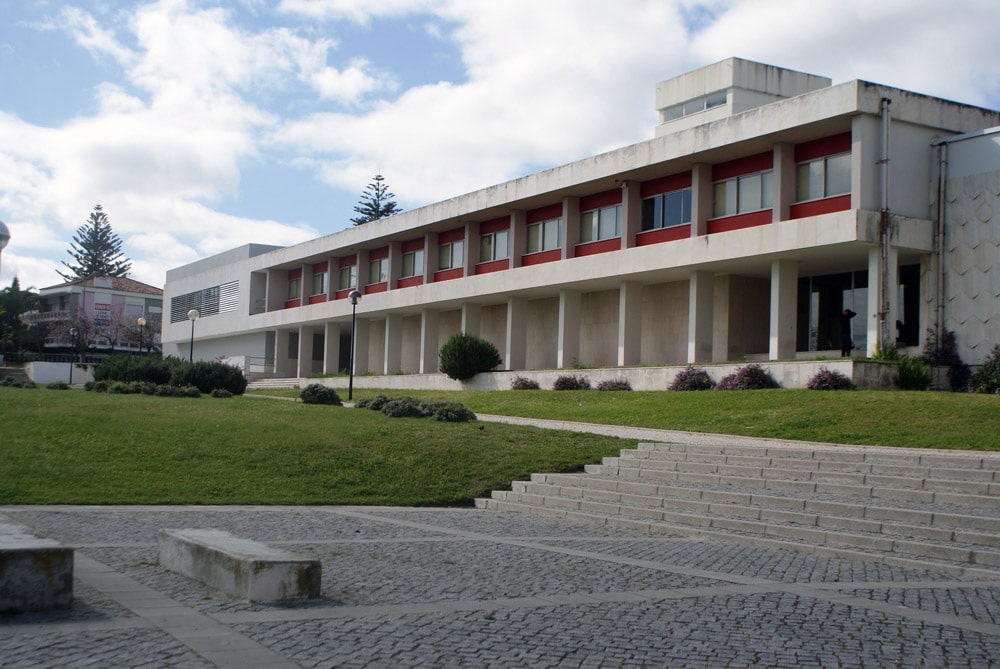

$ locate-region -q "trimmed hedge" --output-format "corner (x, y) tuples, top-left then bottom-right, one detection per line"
(439, 333), (502, 381)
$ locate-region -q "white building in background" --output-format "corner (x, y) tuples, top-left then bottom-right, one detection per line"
(161, 59), (1000, 385)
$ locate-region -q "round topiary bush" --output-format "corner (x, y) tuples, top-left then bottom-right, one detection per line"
(553, 374), (590, 390)
(716, 364), (780, 390)
(300, 383), (342, 405)
(806, 366), (855, 390)
(439, 333), (502, 381)
(669, 366), (715, 391)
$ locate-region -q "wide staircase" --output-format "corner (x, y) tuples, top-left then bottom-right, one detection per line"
(476, 440), (1000, 578)
(245, 377), (301, 391)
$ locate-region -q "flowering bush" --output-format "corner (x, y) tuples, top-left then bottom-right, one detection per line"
(806, 366), (854, 390)
(511, 376), (540, 390)
(669, 366), (714, 391)
(716, 364), (780, 390)
(553, 374), (591, 390)
(596, 378), (632, 391)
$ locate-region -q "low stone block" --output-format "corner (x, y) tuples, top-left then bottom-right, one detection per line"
(158, 528), (320, 602)
(0, 524), (73, 613)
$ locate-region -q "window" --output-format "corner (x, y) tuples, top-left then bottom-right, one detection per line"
(527, 218), (561, 253)
(660, 90), (727, 122)
(368, 258), (387, 284)
(641, 188), (692, 230)
(339, 265), (357, 290)
(287, 277), (301, 300)
(401, 249), (424, 277)
(796, 153), (850, 201)
(438, 240), (464, 270)
(580, 205), (621, 243)
(311, 271), (326, 295)
(713, 171), (773, 217)
(170, 281), (238, 322)
(479, 230), (509, 262)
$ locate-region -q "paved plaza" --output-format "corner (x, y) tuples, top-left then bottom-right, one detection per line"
(3, 503), (1000, 668)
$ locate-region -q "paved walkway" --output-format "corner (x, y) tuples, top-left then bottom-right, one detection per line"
(3, 423), (1000, 667)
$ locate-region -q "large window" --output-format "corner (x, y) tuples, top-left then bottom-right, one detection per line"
(580, 205), (621, 243)
(527, 218), (561, 253)
(311, 271), (326, 295)
(438, 240), (464, 270)
(368, 258), (387, 284)
(479, 229), (509, 262)
(339, 264), (357, 290)
(169, 281), (238, 323)
(660, 90), (727, 122)
(713, 171), (773, 217)
(796, 153), (850, 201)
(287, 277), (301, 300)
(641, 188), (691, 230)
(401, 248), (424, 278)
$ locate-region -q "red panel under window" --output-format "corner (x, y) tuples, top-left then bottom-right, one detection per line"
(789, 194), (851, 219)
(307, 294), (327, 305)
(574, 238), (621, 257)
(712, 152), (773, 180)
(795, 132), (851, 163)
(707, 210), (772, 233)
(368, 246), (389, 260)
(288, 268), (302, 280)
(433, 267), (464, 282)
(636, 225), (691, 246)
(284, 298), (301, 309)
(474, 259), (509, 274)
(479, 217), (509, 234)
(580, 189), (621, 211)
(527, 204), (563, 224)
(334, 288), (353, 300)
(364, 282), (387, 294)
(312, 261), (328, 273)
(439, 227), (465, 243)
(397, 276), (423, 288)
(521, 249), (561, 266)
(640, 172), (692, 198)
(402, 238), (424, 253)
(339, 255), (357, 268)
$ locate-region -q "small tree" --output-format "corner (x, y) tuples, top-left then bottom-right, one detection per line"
(58, 205), (132, 280)
(0, 277), (42, 353)
(439, 332), (502, 381)
(351, 174), (401, 225)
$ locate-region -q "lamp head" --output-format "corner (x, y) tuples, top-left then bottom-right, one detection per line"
(0, 220), (9, 251)
(137, 317), (146, 327)
(187, 309), (199, 321)
(348, 289), (362, 306)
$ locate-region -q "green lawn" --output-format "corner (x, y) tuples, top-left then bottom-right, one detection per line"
(3, 386), (997, 506)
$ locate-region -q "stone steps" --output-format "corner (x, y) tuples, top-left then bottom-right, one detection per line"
(246, 377), (301, 390)
(476, 441), (1000, 578)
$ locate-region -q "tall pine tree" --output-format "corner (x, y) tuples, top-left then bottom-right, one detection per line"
(58, 205), (132, 280)
(350, 174), (401, 225)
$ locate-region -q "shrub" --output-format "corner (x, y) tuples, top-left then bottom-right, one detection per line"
(596, 378), (632, 391)
(439, 333), (502, 381)
(46, 380), (70, 390)
(1, 375), (18, 387)
(19, 381), (37, 389)
(355, 394), (391, 411)
(669, 366), (715, 391)
(211, 388), (233, 398)
(177, 385), (202, 398)
(93, 354), (180, 385)
(511, 375), (540, 390)
(922, 328), (971, 391)
(300, 384), (342, 405)
(971, 344), (1000, 394)
(806, 366), (855, 390)
(872, 340), (899, 361)
(107, 381), (132, 394)
(430, 402), (477, 423)
(553, 374), (590, 391)
(381, 397), (430, 418)
(716, 364), (780, 390)
(895, 356), (931, 391)
(170, 360), (247, 395)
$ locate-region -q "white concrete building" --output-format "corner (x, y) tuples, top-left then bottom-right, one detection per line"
(161, 59), (1000, 386)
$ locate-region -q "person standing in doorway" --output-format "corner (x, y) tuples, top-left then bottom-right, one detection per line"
(840, 308), (857, 357)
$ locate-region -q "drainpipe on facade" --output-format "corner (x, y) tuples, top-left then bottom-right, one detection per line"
(878, 97), (893, 349)
(932, 139), (949, 348)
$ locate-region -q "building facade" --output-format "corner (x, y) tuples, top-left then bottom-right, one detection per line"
(162, 59), (1000, 383)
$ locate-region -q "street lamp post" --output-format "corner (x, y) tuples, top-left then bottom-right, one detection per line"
(137, 317), (147, 354)
(187, 309), (199, 362)
(348, 290), (362, 401)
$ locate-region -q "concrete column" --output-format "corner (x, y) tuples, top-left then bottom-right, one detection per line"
(773, 143), (794, 222)
(388, 241), (402, 289)
(562, 197), (580, 257)
(618, 281), (642, 366)
(461, 303), (481, 336)
(420, 309), (440, 373)
(769, 260), (798, 360)
(712, 276), (731, 362)
(356, 250), (371, 288)
(509, 210), (526, 268)
(274, 329), (292, 376)
(621, 181), (641, 249)
(557, 290), (581, 368)
(463, 221), (479, 275)
(506, 297), (527, 370)
(352, 318), (370, 374)
(322, 321), (342, 374)
(297, 325), (314, 378)
(424, 231), (439, 283)
(852, 115), (882, 211)
(688, 271), (714, 363)
(691, 163), (712, 237)
(867, 245), (899, 355)
(384, 313), (403, 374)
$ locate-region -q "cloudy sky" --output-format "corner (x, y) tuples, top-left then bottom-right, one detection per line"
(2, 0), (998, 291)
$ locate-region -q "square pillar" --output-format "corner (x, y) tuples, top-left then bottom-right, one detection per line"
(769, 260), (798, 360)
(621, 181), (641, 249)
(773, 143), (794, 223)
(352, 318), (370, 375)
(688, 271), (714, 363)
(618, 281), (642, 366)
(384, 313), (403, 374)
(557, 290), (581, 368)
(691, 163), (712, 237)
(506, 297), (527, 370)
(420, 309), (440, 374)
(274, 329), (292, 376)
(297, 325), (314, 378)
(323, 321), (342, 374)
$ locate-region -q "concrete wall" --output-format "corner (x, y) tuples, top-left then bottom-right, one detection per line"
(640, 281), (688, 365)
(526, 297), (558, 370)
(580, 290), (619, 367)
(26, 361), (95, 386)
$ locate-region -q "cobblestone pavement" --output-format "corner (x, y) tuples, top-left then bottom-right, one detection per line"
(3, 505), (1000, 668)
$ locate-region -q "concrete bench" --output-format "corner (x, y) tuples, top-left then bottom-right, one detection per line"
(0, 523), (74, 613)
(158, 528), (321, 602)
